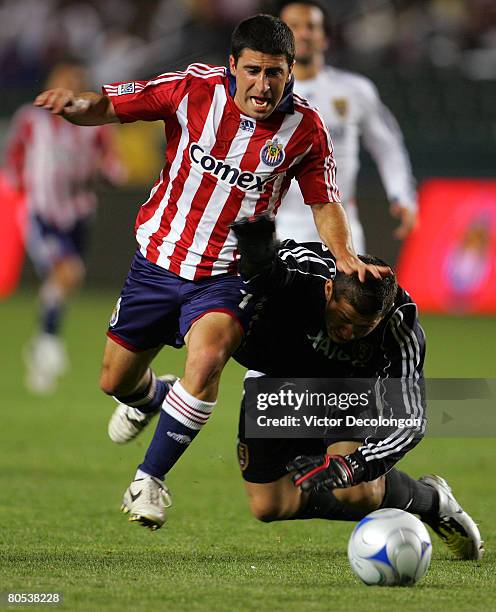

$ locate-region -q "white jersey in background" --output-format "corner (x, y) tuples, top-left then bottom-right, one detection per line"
(276, 66), (417, 253)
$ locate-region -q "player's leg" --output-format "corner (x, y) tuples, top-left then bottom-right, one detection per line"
(100, 337), (177, 532)
(100, 336), (177, 444)
(138, 311), (242, 479)
(41, 254), (85, 331)
(235, 391), (362, 522)
(245, 476), (305, 521)
(100, 334), (162, 396)
(122, 313), (242, 530)
(121, 274), (248, 529)
(105, 247), (202, 442)
(28, 256), (84, 383)
(100, 251), (210, 527)
(24, 217), (87, 393)
(244, 439), (434, 524)
(102, 249), (193, 445)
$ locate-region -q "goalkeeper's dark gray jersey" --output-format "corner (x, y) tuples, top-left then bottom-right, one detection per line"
(233, 240), (426, 480)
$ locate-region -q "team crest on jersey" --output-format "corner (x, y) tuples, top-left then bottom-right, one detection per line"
(117, 82), (135, 95)
(237, 442), (249, 471)
(333, 98), (348, 117)
(109, 297), (122, 327)
(260, 139), (285, 168)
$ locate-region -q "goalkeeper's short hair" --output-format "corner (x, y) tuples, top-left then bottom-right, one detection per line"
(333, 255), (397, 317)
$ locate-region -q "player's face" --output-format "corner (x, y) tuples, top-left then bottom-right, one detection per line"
(280, 3), (327, 65)
(229, 49), (293, 120)
(324, 291), (383, 344)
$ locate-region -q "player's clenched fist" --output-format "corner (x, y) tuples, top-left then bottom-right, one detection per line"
(34, 88), (90, 116)
(288, 453), (364, 492)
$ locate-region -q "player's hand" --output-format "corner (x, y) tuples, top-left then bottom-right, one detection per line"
(230, 213), (278, 278)
(390, 203), (418, 240)
(288, 453), (359, 492)
(34, 88), (90, 116)
(335, 252), (392, 283)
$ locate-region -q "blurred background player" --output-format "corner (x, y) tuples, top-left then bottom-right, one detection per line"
(274, 0), (417, 253)
(4, 59), (124, 394)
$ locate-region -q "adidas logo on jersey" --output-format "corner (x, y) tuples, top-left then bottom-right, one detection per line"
(189, 143), (276, 192)
(240, 118), (255, 132)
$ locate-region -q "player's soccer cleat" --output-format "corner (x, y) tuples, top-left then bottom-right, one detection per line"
(24, 333), (68, 394)
(108, 403), (155, 444)
(121, 475), (172, 530)
(420, 474), (484, 560)
(107, 374), (177, 444)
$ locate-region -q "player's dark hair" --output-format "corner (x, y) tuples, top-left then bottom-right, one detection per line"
(231, 14), (295, 66)
(332, 255), (398, 317)
(275, 0), (332, 37)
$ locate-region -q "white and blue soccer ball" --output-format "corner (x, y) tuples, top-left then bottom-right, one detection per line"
(348, 508), (432, 586)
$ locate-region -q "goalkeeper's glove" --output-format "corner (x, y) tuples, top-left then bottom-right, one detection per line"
(288, 453), (366, 493)
(230, 212), (278, 279)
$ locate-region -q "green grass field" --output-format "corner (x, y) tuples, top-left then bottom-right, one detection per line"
(1, 292), (495, 611)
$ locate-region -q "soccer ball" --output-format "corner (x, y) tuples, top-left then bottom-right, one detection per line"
(348, 508), (432, 586)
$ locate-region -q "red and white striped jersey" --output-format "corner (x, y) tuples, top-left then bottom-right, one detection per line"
(4, 105), (121, 230)
(103, 63), (340, 280)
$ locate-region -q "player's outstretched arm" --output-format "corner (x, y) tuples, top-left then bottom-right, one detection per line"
(311, 203), (392, 282)
(34, 89), (118, 126)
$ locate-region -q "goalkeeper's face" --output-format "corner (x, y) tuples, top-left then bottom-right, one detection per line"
(229, 49), (293, 120)
(324, 285), (383, 344)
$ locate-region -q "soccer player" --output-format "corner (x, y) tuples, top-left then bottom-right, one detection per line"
(275, 0), (417, 252)
(34, 15), (390, 529)
(230, 214), (483, 561)
(4, 60), (123, 394)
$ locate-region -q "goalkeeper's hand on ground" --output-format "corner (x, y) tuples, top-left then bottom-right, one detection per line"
(230, 213), (278, 279)
(288, 453), (365, 493)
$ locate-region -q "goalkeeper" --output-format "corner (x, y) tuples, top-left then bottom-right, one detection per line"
(231, 214), (483, 561)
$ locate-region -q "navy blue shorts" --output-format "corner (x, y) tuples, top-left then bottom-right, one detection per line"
(108, 250), (252, 351)
(27, 214), (90, 275)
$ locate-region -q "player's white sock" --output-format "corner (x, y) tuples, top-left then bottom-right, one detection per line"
(162, 380), (216, 430)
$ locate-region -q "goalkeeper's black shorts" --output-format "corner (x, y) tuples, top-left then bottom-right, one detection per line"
(237, 396), (327, 484)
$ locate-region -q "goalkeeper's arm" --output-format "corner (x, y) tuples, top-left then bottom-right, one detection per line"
(230, 213), (288, 295)
(288, 416), (425, 493)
